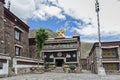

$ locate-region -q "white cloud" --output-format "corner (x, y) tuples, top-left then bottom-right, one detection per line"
(63, 34), (72, 38)
(5, 0), (65, 20)
(57, 0), (120, 41)
(32, 0), (65, 20)
(99, 0), (120, 36)
(75, 26), (97, 36)
(33, 4), (65, 20)
(32, 9), (46, 20)
(5, 0), (35, 18)
(81, 38), (98, 42)
(5, 0), (120, 42)
(58, 0), (96, 19)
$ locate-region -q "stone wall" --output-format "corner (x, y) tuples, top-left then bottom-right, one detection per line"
(0, 2), (29, 59)
(0, 0), (31, 76)
(9, 67), (31, 76)
(29, 45), (36, 58)
(3, 17), (29, 67)
(0, 1), (5, 54)
(81, 59), (87, 70)
(4, 18), (13, 55)
(0, 1), (4, 17)
(22, 31), (29, 57)
(17, 68), (31, 74)
(2, 7), (29, 69)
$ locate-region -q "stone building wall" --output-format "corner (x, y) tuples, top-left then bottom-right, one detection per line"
(88, 46), (100, 73)
(4, 8), (29, 57)
(29, 45), (36, 58)
(0, 1), (5, 54)
(0, 0), (41, 76)
(81, 59), (87, 70)
(0, 5), (29, 68)
(22, 30), (29, 57)
(29, 38), (36, 58)
(3, 16), (29, 67)
(4, 18), (14, 55)
(88, 42), (120, 74)
(0, 1), (29, 58)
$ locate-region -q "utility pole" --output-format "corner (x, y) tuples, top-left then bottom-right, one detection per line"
(95, 0), (102, 67)
(7, 1), (11, 10)
(95, 0), (106, 75)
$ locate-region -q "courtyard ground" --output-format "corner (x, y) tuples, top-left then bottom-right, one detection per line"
(1, 70), (120, 80)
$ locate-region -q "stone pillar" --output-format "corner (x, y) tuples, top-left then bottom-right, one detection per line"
(96, 47), (106, 75)
(95, 47), (99, 73)
(77, 50), (81, 71)
(13, 58), (17, 74)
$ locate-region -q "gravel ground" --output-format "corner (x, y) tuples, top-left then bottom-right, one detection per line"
(1, 71), (120, 80)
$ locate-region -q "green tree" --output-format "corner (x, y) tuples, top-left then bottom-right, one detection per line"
(35, 28), (49, 66)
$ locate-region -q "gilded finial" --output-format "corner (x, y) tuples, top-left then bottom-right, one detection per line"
(56, 28), (66, 38)
(23, 19), (27, 24)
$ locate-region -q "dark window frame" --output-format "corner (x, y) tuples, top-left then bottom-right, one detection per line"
(102, 48), (119, 58)
(14, 28), (21, 41)
(15, 46), (21, 56)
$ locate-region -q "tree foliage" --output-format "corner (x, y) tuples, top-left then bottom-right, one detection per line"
(35, 28), (49, 59)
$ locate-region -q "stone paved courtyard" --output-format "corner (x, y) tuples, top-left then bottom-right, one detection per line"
(1, 71), (120, 80)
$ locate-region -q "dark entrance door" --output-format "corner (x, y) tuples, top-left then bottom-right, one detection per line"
(55, 59), (64, 67)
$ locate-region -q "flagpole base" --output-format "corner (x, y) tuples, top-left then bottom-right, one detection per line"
(98, 67), (106, 76)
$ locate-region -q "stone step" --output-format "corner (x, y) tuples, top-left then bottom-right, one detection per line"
(51, 67), (64, 73)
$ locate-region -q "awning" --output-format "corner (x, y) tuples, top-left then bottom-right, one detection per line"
(102, 46), (119, 49)
(42, 49), (77, 52)
(102, 59), (120, 63)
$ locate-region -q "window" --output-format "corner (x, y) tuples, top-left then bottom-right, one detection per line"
(102, 48), (118, 58)
(103, 63), (119, 70)
(15, 46), (21, 56)
(14, 28), (21, 41)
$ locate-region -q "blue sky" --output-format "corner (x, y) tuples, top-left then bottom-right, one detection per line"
(5, 0), (120, 42)
(28, 14), (82, 36)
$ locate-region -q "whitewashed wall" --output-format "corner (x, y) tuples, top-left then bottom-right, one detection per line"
(13, 57), (43, 74)
(0, 54), (11, 75)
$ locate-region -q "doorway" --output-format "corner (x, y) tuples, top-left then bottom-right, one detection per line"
(55, 59), (64, 67)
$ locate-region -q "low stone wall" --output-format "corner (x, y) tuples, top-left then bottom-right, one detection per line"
(13, 57), (44, 74)
(17, 67), (31, 74)
(0, 74), (8, 78)
(106, 70), (120, 75)
(30, 67), (44, 74)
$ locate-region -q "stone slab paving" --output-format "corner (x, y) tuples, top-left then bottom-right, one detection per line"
(1, 71), (120, 80)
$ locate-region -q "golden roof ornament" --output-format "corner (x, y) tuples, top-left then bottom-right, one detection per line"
(23, 19), (27, 24)
(56, 28), (66, 38)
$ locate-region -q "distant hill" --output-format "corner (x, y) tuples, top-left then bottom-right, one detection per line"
(29, 28), (94, 58)
(81, 42), (94, 58)
(29, 28), (57, 38)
